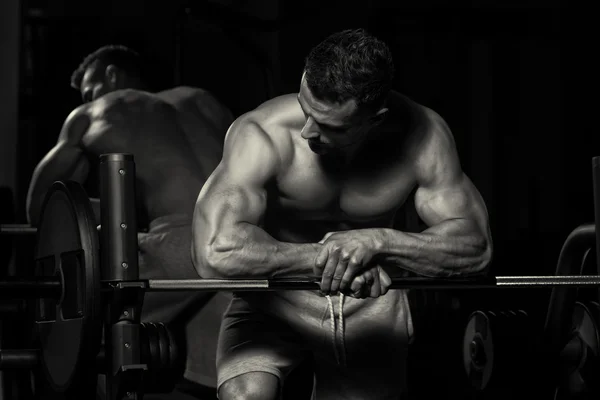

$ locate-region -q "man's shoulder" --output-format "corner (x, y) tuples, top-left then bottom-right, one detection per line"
(228, 94), (299, 156)
(414, 107), (454, 152)
(388, 90), (436, 124)
(156, 86), (233, 118)
(258, 93), (300, 110)
(103, 88), (152, 101)
(65, 97), (114, 126)
(157, 86), (220, 104)
(67, 91), (165, 133)
(381, 92), (448, 157)
(385, 90), (451, 149)
(242, 94), (299, 131)
(157, 85), (203, 99)
(401, 102), (460, 183)
(85, 90), (155, 114)
(61, 104), (93, 131)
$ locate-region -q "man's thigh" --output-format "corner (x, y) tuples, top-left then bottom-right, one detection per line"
(216, 295), (308, 392)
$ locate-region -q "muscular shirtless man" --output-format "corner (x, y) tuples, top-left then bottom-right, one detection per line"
(192, 29), (493, 399)
(26, 45), (234, 396)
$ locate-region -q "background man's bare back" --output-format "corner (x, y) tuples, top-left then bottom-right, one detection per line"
(81, 86), (232, 224)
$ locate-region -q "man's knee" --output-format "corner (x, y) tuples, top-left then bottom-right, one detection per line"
(219, 372), (280, 400)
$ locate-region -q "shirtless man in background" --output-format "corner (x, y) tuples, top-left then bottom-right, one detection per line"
(26, 45), (233, 397)
(193, 29), (493, 399)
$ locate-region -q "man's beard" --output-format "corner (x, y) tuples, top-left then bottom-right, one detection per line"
(308, 139), (329, 155)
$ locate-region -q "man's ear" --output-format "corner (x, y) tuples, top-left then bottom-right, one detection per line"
(105, 64), (119, 87)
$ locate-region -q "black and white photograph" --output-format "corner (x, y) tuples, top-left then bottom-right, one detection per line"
(0, 1), (590, 399)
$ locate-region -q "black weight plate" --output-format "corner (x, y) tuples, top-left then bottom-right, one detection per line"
(554, 301), (600, 399)
(462, 310), (493, 391)
(164, 323), (179, 370)
(145, 323), (160, 370)
(153, 323), (177, 393)
(139, 322), (150, 366)
(156, 323), (170, 369)
(33, 181), (102, 393)
(572, 302), (599, 359)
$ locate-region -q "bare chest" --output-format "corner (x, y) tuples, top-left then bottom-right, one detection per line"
(274, 153), (416, 223)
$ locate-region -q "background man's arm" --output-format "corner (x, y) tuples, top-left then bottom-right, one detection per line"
(191, 118), (321, 279)
(26, 108), (92, 226)
(375, 117), (493, 277)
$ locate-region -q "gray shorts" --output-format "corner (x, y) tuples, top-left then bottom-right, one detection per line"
(138, 214), (230, 388)
(217, 289), (414, 399)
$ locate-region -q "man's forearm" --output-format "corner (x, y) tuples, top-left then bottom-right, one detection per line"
(374, 219), (491, 277)
(203, 222), (321, 279)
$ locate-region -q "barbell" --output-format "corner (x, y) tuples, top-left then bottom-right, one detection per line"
(3, 275), (600, 296)
(1, 153), (600, 399)
(0, 224), (36, 235)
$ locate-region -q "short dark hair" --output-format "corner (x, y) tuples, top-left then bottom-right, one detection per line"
(304, 28), (395, 114)
(70, 45), (143, 90)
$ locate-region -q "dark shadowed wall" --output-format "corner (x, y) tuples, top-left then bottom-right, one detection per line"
(8, 0), (596, 322)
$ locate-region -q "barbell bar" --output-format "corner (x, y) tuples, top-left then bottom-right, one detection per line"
(145, 275), (600, 290)
(0, 349), (39, 369)
(0, 277), (61, 298)
(0, 225), (109, 235)
(2, 276), (600, 301)
(0, 224), (36, 235)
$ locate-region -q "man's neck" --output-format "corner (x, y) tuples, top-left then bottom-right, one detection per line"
(126, 78), (151, 92)
(319, 131), (371, 172)
(340, 123), (388, 163)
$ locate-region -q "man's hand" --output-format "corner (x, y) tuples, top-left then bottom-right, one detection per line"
(345, 265), (392, 299)
(315, 229), (382, 294)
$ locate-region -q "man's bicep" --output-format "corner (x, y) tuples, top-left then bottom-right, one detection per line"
(414, 173), (489, 233)
(193, 119), (277, 241)
(412, 116), (489, 232)
(192, 163), (270, 269)
(196, 167), (268, 231)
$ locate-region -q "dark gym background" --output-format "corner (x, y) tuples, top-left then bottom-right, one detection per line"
(0, 0), (594, 397)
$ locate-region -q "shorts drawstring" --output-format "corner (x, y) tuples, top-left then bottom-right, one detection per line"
(325, 293), (347, 367)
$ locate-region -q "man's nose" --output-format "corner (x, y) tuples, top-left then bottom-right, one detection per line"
(300, 117), (320, 139)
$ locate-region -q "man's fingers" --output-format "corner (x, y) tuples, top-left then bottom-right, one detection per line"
(339, 254), (360, 292)
(369, 268), (382, 298)
(315, 246), (329, 269)
(379, 266), (392, 295)
(330, 255), (349, 293)
(348, 275), (365, 298)
(350, 275), (364, 294)
(345, 266), (391, 299)
(320, 251), (339, 293)
(355, 270), (373, 299)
